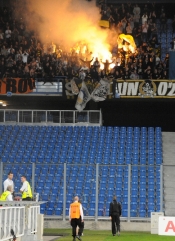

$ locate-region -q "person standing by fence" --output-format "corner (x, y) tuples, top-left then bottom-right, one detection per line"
(69, 196), (84, 241)
(0, 185), (13, 201)
(20, 176), (33, 201)
(109, 196), (122, 236)
(3, 171), (14, 192)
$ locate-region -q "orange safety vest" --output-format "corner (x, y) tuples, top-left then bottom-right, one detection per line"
(70, 202), (81, 219)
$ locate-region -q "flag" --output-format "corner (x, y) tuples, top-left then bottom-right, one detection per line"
(71, 78), (79, 95)
(75, 81), (91, 112)
(99, 20), (109, 28)
(91, 79), (110, 102)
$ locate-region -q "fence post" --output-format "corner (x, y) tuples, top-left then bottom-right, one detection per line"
(63, 163), (66, 221)
(46, 111), (48, 123)
(127, 164), (131, 222)
(32, 163), (35, 197)
(0, 162), (3, 194)
(160, 164), (163, 212)
(95, 163), (99, 222)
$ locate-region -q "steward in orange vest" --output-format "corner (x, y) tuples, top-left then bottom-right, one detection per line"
(69, 196), (84, 241)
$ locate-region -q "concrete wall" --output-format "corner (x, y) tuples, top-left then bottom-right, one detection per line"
(44, 220), (151, 232)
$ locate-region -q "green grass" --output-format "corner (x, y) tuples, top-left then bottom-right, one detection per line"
(44, 229), (175, 241)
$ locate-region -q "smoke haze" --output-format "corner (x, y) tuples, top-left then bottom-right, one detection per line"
(16, 0), (111, 49)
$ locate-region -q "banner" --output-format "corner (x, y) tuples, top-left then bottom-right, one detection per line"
(158, 217), (175, 236)
(64, 78), (114, 100)
(70, 78), (79, 95)
(0, 78), (35, 94)
(91, 78), (110, 102)
(114, 80), (175, 98)
(99, 20), (109, 28)
(75, 81), (91, 111)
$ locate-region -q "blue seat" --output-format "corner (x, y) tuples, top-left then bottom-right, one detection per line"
(46, 208), (53, 215)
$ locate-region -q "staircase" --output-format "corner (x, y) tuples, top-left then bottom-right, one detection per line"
(162, 132), (175, 216)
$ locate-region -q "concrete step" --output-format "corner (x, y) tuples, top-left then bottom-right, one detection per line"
(164, 202), (175, 208)
(165, 210), (175, 216)
(164, 194), (175, 201)
(163, 182), (175, 188)
(162, 132), (175, 215)
(164, 188), (175, 194)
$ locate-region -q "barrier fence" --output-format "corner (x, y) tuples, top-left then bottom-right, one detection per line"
(27, 206), (40, 234)
(0, 110), (102, 126)
(0, 162), (164, 221)
(0, 206), (25, 241)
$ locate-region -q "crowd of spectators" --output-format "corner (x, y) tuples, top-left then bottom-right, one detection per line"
(0, 3), (174, 82)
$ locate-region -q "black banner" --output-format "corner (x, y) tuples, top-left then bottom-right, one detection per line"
(114, 80), (175, 98)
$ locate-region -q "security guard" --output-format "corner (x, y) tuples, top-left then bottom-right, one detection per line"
(109, 196), (122, 236)
(76, 200), (84, 237)
(20, 176), (33, 201)
(69, 196), (84, 241)
(0, 185), (13, 201)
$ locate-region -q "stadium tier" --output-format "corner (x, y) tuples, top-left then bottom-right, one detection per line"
(0, 125), (162, 218)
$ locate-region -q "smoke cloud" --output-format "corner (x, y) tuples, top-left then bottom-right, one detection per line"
(16, 0), (107, 46)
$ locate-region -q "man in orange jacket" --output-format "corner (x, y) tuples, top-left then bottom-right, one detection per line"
(69, 196), (84, 241)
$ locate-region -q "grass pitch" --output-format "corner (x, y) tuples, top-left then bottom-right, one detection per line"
(44, 229), (175, 241)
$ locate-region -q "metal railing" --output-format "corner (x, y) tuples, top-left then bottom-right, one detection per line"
(0, 206), (25, 241)
(0, 109), (102, 126)
(27, 206), (40, 234)
(0, 162), (163, 221)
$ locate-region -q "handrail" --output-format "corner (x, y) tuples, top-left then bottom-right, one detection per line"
(0, 109), (102, 126)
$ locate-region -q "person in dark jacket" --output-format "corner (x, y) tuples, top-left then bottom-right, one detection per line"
(109, 196), (122, 236)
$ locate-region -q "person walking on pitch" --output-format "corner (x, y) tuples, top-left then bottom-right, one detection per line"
(109, 196), (122, 236)
(69, 196), (84, 241)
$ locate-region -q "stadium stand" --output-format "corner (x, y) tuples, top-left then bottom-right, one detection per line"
(1, 125), (162, 218)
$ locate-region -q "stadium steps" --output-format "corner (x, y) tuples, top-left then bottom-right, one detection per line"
(162, 132), (175, 216)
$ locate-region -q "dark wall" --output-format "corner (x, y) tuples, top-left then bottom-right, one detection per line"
(98, 99), (175, 131)
(0, 95), (175, 131)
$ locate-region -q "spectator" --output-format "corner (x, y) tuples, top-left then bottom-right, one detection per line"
(150, 23), (158, 40)
(142, 21), (149, 42)
(161, 69), (168, 79)
(5, 26), (11, 41)
(172, 15), (175, 33)
(133, 10), (140, 28)
(0, 29), (4, 41)
(135, 26), (142, 47)
(133, 4), (140, 16)
(1, 45), (8, 57)
(143, 4), (149, 15)
(137, 62), (143, 79)
(126, 22), (133, 35)
(160, 13), (167, 32)
(149, 10), (157, 24)
(130, 69), (139, 79)
(142, 13), (148, 24)
(22, 50), (29, 63)
(144, 66), (152, 79)
(152, 68), (159, 79)
(170, 37), (175, 50)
